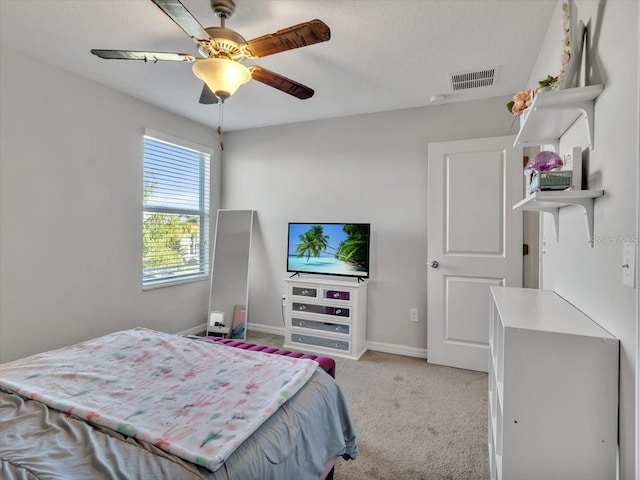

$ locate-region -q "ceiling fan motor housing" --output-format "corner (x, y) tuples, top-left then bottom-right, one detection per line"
(201, 27), (246, 60)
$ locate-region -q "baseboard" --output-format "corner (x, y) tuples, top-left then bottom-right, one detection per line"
(366, 341), (427, 359)
(247, 323), (286, 336)
(241, 323), (427, 359)
(178, 323), (207, 336)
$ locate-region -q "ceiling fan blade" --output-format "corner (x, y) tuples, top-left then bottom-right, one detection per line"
(249, 66), (314, 100)
(243, 19), (330, 58)
(91, 50), (195, 62)
(150, 0), (213, 45)
(199, 84), (220, 104)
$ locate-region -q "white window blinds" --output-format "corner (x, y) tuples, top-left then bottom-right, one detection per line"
(142, 133), (210, 287)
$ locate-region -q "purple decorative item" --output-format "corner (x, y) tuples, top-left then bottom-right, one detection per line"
(526, 151), (564, 171)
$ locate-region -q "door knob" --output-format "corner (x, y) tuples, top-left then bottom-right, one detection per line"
(430, 260), (439, 269)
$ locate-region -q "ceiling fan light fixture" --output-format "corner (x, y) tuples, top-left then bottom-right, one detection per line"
(192, 58), (251, 99)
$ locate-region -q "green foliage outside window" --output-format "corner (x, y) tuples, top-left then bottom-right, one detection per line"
(142, 212), (200, 270)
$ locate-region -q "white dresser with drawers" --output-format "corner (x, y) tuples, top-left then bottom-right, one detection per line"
(283, 277), (367, 359)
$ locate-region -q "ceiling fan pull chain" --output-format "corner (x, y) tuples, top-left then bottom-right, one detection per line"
(217, 100), (224, 151)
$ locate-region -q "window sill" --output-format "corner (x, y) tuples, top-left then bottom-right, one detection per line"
(143, 275), (209, 291)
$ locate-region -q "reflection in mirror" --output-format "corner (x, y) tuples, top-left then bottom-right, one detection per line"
(207, 210), (254, 340)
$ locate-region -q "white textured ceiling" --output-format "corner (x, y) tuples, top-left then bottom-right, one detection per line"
(0, 0), (557, 131)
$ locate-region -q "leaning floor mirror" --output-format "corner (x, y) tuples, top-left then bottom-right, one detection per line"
(207, 210), (254, 340)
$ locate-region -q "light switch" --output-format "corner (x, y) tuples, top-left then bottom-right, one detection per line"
(622, 242), (636, 288)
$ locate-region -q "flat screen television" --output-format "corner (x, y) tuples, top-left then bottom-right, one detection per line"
(287, 223), (370, 279)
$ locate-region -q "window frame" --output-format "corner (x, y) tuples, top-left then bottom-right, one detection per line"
(142, 129), (211, 289)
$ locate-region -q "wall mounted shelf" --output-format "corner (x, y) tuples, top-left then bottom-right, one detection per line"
(513, 189), (604, 246)
(513, 84), (604, 151)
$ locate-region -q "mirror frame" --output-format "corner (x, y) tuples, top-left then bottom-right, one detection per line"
(207, 209), (254, 339)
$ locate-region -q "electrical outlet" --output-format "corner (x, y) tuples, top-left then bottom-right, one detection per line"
(622, 241), (636, 288)
(409, 308), (419, 322)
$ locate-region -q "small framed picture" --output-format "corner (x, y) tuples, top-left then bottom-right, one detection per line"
(558, 2), (584, 89)
(563, 146), (582, 190)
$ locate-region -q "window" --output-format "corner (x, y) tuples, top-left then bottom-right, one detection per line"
(142, 130), (210, 287)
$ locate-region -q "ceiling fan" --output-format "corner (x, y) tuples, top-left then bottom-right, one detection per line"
(91, 0), (331, 104)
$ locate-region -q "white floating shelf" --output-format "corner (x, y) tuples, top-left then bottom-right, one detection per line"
(513, 84), (604, 151)
(513, 189), (604, 246)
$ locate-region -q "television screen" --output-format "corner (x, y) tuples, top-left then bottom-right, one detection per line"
(287, 223), (370, 278)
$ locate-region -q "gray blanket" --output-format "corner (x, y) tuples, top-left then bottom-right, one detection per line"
(0, 369), (357, 479)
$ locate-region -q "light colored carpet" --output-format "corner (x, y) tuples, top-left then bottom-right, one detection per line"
(246, 332), (489, 480)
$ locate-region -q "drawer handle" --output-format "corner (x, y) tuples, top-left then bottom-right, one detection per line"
(335, 326), (342, 332)
(302, 289), (308, 295)
(334, 343), (341, 348)
(335, 309), (342, 315)
(299, 321), (305, 326)
(332, 292), (340, 298)
(298, 305), (306, 311)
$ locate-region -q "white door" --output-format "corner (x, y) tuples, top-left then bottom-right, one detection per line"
(427, 136), (523, 372)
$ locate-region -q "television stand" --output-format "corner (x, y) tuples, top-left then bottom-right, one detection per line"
(283, 277), (367, 360)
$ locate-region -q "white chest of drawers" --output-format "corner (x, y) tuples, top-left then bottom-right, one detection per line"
(284, 277), (367, 360)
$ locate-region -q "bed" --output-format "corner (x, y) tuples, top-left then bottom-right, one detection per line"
(0, 328), (357, 479)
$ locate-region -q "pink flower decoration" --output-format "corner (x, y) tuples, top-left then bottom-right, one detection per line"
(510, 89), (536, 115)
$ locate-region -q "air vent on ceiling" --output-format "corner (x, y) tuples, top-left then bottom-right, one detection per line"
(449, 68), (496, 91)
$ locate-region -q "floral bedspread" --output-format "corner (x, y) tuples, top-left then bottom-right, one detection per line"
(0, 328), (318, 472)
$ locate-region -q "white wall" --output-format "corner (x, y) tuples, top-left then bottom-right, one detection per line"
(636, 5), (640, 477)
(529, 1), (638, 478)
(222, 97), (515, 355)
(0, 48), (220, 363)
